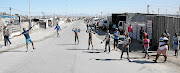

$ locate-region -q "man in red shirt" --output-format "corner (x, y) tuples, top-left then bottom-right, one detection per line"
(128, 25), (133, 39)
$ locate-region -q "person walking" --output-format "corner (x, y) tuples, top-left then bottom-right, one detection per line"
(128, 25), (133, 39)
(143, 30), (148, 39)
(142, 36), (150, 59)
(15, 27), (35, 52)
(128, 25), (133, 52)
(3, 25), (11, 47)
(142, 30), (148, 53)
(153, 34), (169, 63)
(139, 27), (144, 42)
(86, 25), (91, 33)
(120, 33), (131, 61)
(54, 23), (61, 37)
(87, 21), (89, 30)
(164, 30), (170, 50)
(101, 30), (111, 52)
(113, 28), (120, 51)
(88, 29), (94, 50)
(72, 28), (80, 45)
(173, 33), (180, 57)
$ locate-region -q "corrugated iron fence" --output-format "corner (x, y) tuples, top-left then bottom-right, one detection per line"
(147, 15), (180, 50)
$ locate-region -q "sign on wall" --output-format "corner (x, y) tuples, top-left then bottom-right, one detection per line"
(147, 20), (152, 39)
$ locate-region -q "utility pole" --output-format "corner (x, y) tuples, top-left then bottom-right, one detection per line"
(147, 5), (150, 14)
(101, 12), (102, 18)
(166, 9), (167, 15)
(65, 0), (69, 18)
(158, 8), (160, 14)
(179, 5), (180, 16)
(42, 12), (44, 18)
(29, 0), (31, 29)
(9, 7), (11, 16)
(10, 7), (11, 24)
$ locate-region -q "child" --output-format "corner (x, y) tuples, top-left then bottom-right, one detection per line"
(143, 37), (150, 59)
(101, 30), (111, 52)
(120, 33), (131, 61)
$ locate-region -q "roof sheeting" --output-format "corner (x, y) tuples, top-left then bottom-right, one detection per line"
(0, 15), (18, 18)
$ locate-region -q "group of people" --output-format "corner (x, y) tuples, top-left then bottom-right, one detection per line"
(2, 25), (36, 52)
(100, 28), (131, 61)
(3, 21), (179, 63)
(154, 30), (180, 63)
(140, 26), (172, 63)
(100, 24), (179, 63)
(140, 26), (179, 63)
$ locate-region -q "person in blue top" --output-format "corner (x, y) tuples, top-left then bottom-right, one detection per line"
(54, 23), (61, 37)
(114, 28), (120, 51)
(173, 33), (180, 57)
(72, 28), (80, 45)
(87, 26), (91, 32)
(16, 27), (35, 52)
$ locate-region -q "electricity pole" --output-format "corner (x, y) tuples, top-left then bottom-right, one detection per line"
(158, 8), (159, 14)
(9, 7), (11, 16)
(10, 7), (11, 24)
(29, 0), (31, 29)
(65, 0), (69, 18)
(101, 12), (102, 18)
(147, 5), (150, 14)
(179, 5), (180, 16)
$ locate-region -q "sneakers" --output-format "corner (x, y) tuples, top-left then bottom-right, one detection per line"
(153, 60), (157, 63)
(120, 58), (122, 60)
(164, 59), (167, 63)
(2, 46), (6, 48)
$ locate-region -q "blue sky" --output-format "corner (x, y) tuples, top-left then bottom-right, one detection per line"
(0, 0), (180, 16)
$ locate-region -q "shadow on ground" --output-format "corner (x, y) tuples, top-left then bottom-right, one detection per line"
(67, 49), (88, 50)
(129, 60), (154, 64)
(0, 45), (4, 48)
(57, 44), (76, 45)
(83, 51), (104, 54)
(89, 58), (120, 61)
(0, 50), (33, 53)
(90, 57), (142, 61)
(67, 48), (105, 51)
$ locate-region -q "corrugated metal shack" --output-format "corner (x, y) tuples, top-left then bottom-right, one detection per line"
(147, 15), (180, 50)
(112, 13), (180, 50)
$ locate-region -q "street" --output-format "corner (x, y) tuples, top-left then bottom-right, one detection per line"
(0, 21), (179, 73)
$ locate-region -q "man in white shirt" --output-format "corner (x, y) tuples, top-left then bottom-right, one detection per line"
(153, 33), (169, 63)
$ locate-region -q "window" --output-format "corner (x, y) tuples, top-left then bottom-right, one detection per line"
(119, 22), (123, 26)
(104, 21), (107, 23)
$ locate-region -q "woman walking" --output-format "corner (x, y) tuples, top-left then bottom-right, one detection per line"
(142, 37), (150, 59)
(173, 33), (180, 57)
